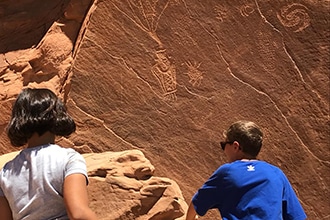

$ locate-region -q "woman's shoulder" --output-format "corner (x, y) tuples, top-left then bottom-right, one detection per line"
(23, 144), (81, 163)
(45, 144), (76, 152)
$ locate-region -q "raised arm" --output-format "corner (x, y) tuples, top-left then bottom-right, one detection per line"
(63, 173), (97, 220)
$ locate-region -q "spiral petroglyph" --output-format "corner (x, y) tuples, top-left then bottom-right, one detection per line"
(277, 3), (311, 33)
(239, 4), (255, 17)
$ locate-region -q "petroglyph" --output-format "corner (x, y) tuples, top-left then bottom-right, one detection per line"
(277, 3), (311, 32)
(113, 0), (180, 102)
(239, 4), (255, 17)
(240, 59), (256, 74)
(151, 49), (177, 101)
(256, 31), (278, 72)
(184, 61), (203, 87)
(112, 0), (173, 47)
(214, 5), (229, 22)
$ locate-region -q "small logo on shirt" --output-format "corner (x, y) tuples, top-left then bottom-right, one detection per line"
(247, 165), (255, 171)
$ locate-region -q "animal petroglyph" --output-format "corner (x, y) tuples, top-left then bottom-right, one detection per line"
(277, 3), (311, 32)
(184, 61), (203, 87)
(151, 49), (177, 101)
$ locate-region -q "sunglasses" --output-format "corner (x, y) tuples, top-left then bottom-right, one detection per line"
(220, 141), (234, 150)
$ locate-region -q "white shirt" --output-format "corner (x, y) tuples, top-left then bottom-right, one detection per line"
(0, 144), (88, 220)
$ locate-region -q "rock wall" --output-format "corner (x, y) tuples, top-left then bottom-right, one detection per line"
(0, 0), (329, 219)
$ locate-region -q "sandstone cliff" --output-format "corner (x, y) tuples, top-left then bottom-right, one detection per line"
(0, 0), (329, 219)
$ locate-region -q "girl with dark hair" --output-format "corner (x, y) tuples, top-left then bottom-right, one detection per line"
(0, 88), (97, 220)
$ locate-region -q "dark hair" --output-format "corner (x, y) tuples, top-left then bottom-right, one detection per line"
(7, 88), (76, 147)
(224, 120), (263, 157)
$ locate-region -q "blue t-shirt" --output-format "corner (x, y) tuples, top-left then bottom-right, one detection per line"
(192, 160), (306, 220)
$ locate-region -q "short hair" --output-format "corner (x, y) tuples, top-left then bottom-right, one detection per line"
(224, 120), (263, 157)
(7, 88), (76, 147)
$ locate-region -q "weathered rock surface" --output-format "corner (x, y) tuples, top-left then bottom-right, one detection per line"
(0, 149), (187, 219)
(0, 0), (329, 219)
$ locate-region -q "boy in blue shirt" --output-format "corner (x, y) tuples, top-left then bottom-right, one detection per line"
(186, 120), (307, 220)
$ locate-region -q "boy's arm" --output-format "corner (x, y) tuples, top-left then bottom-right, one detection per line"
(63, 173), (98, 220)
(186, 201), (198, 220)
(0, 196), (13, 220)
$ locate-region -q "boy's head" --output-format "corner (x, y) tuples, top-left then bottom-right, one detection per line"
(7, 88), (76, 147)
(223, 120), (263, 158)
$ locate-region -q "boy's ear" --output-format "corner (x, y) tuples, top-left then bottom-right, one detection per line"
(233, 141), (241, 150)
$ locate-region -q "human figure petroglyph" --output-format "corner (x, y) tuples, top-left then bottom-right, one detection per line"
(151, 49), (177, 101)
(113, 0), (179, 102)
(277, 3), (311, 33)
(185, 61), (203, 87)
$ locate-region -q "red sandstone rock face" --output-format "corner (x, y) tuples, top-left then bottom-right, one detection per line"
(86, 150), (187, 219)
(0, 0), (329, 219)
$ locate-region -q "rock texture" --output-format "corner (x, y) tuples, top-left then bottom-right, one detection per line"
(0, 0), (329, 219)
(86, 150), (187, 220)
(0, 150), (187, 220)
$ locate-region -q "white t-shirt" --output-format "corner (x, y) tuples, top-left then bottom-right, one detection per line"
(0, 144), (88, 220)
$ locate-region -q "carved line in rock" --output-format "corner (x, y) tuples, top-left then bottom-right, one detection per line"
(254, 1), (307, 85)
(183, 88), (212, 101)
(239, 4), (255, 17)
(256, 0), (321, 108)
(111, 0), (172, 47)
(216, 44), (328, 165)
(70, 98), (138, 151)
(277, 3), (311, 33)
(81, 37), (199, 107)
(81, 36), (167, 103)
(256, 1), (326, 112)
(217, 2), (328, 164)
(112, 0), (182, 102)
(113, 0), (204, 102)
(215, 3), (255, 22)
